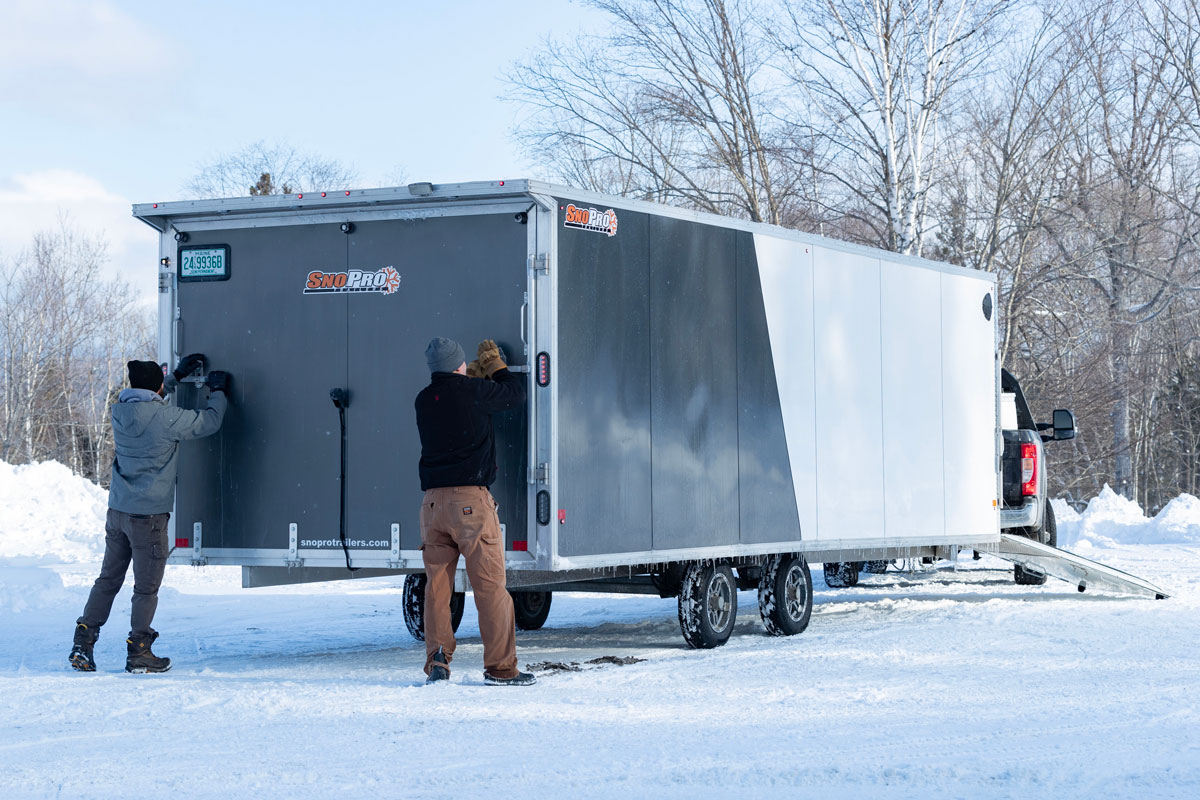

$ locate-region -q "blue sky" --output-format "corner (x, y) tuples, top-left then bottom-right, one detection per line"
(0, 0), (603, 301)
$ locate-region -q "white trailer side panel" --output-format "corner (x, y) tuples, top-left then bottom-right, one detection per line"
(812, 246), (886, 541)
(941, 272), (998, 537)
(881, 264), (948, 538)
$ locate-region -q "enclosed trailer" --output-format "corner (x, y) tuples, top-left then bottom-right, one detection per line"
(134, 180), (1008, 647)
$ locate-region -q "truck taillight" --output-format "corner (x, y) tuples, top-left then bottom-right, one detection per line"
(1021, 442), (1038, 496)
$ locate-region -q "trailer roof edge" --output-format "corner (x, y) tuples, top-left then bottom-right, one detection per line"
(133, 179), (995, 284)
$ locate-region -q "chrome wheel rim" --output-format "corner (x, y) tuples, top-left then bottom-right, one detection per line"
(706, 572), (734, 632)
(784, 563), (808, 621)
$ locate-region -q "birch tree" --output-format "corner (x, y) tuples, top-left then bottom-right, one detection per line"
(775, 0), (1008, 253)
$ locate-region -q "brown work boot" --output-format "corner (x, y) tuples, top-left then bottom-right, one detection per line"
(426, 647), (450, 684)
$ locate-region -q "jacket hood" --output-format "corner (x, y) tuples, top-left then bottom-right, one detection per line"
(112, 390), (163, 437)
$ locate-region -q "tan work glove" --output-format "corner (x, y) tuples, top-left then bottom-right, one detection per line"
(465, 359), (485, 379)
(477, 339), (507, 378)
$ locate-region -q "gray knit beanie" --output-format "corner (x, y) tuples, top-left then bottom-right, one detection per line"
(425, 337), (465, 374)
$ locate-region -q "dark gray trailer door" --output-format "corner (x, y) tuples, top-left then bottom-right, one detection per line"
(175, 224), (348, 552)
(345, 215), (528, 554)
(175, 213), (529, 559)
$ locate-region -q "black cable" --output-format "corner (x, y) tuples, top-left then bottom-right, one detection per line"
(330, 388), (356, 571)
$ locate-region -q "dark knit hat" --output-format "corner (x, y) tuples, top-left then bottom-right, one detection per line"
(128, 360), (164, 391)
(425, 337), (465, 374)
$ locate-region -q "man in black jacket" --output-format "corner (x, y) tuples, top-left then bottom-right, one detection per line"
(414, 336), (534, 686)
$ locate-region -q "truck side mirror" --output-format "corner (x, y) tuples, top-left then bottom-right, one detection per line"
(1052, 409), (1075, 441)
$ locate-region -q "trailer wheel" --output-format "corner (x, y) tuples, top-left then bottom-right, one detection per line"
(822, 561), (860, 588)
(758, 554), (813, 636)
(511, 590), (553, 631)
(678, 563), (738, 649)
(1015, 502), (1057, 586)
(863, 560), (889, 574)
(401, 573), (465, 641)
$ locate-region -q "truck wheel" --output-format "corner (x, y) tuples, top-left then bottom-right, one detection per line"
(863, 560), (889, 574)
(822, 561), (860, 588)
(678, 563), (738, 649)
(758, 554), (813, 636)
(511, 590), (553, 630)
(402, 573), (465, 641)
(1015, 503), (1057, 586)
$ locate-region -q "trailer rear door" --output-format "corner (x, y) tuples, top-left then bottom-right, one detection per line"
(172, 212), (529, 565)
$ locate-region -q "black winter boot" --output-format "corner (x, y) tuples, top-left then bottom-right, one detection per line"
(69, 623), (96, 672)
(125, 630), (171, 674)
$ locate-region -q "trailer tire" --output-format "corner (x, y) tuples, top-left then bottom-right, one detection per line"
(1015, 503), (1057, 586)
(402, 573), (465, 641)
(822, 561), (860, 588)
(863, 560), (889, 574)
(678, 563), (738, 649)
(758, 554), (813, 636)
(511, 590), (553, 631)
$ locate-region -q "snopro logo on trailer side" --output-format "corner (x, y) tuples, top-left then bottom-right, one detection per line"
(303, 266), (401, 295)
(564, 203), (619, 237)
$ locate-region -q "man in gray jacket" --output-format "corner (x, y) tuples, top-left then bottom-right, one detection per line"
(69, 355), (230, 673)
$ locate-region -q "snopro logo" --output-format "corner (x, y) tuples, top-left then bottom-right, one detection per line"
(563, 203), (618, 237)
(304, 266), (401, 295)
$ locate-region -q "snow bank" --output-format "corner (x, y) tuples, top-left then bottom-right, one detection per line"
(0, 563), (69, 614)
(0, 460), (108, 614)
(0, 460), (107, 564)
(1054, 485), (1200, 547)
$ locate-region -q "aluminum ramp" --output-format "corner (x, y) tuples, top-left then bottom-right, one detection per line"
(992, 534), (1169, 599)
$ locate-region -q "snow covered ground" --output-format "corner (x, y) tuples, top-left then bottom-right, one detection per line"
(2, 462), (1198, 798)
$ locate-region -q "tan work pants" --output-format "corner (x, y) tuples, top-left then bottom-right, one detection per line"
(419, 486), (518, 679)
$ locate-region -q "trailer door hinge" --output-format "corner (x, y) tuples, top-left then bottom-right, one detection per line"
(158, 272), (171, 293)
(528, 253), (548, 275)
(388, 523), (402, 568)
(529, 462), (549, 484)
(191, 522), (207, 566)
(286, 522), (303, 568)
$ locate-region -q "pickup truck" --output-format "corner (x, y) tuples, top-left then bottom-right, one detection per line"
(999, 369), (1075, 584)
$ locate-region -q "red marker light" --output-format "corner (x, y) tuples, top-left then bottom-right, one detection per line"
(321, 191), (327, 197)
(152, 203), (158, 208)
(297, 193), (303, 199)
(345, 190), (351, 196)
(558, 509), (566, 525)
(512, 540), (528, 552)
(499, 180), (505, 186)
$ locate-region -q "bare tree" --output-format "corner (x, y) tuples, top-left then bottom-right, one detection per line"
(510, 0), (808, 223)
(1040, 0), (1200, 500)
(0, 219), (153, 483)
(186, 140), (359, 198)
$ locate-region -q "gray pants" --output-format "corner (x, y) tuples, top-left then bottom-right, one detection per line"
(77, 509), (170, 642)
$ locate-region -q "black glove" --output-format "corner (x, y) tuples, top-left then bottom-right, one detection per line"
(173, 353), (206, 381)
(205, 371), (231, 394)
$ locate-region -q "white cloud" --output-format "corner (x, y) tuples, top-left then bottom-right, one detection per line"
(0, 169), (159, 305)
(0, 0), (173, 119)
(0, 0), (168, 72)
